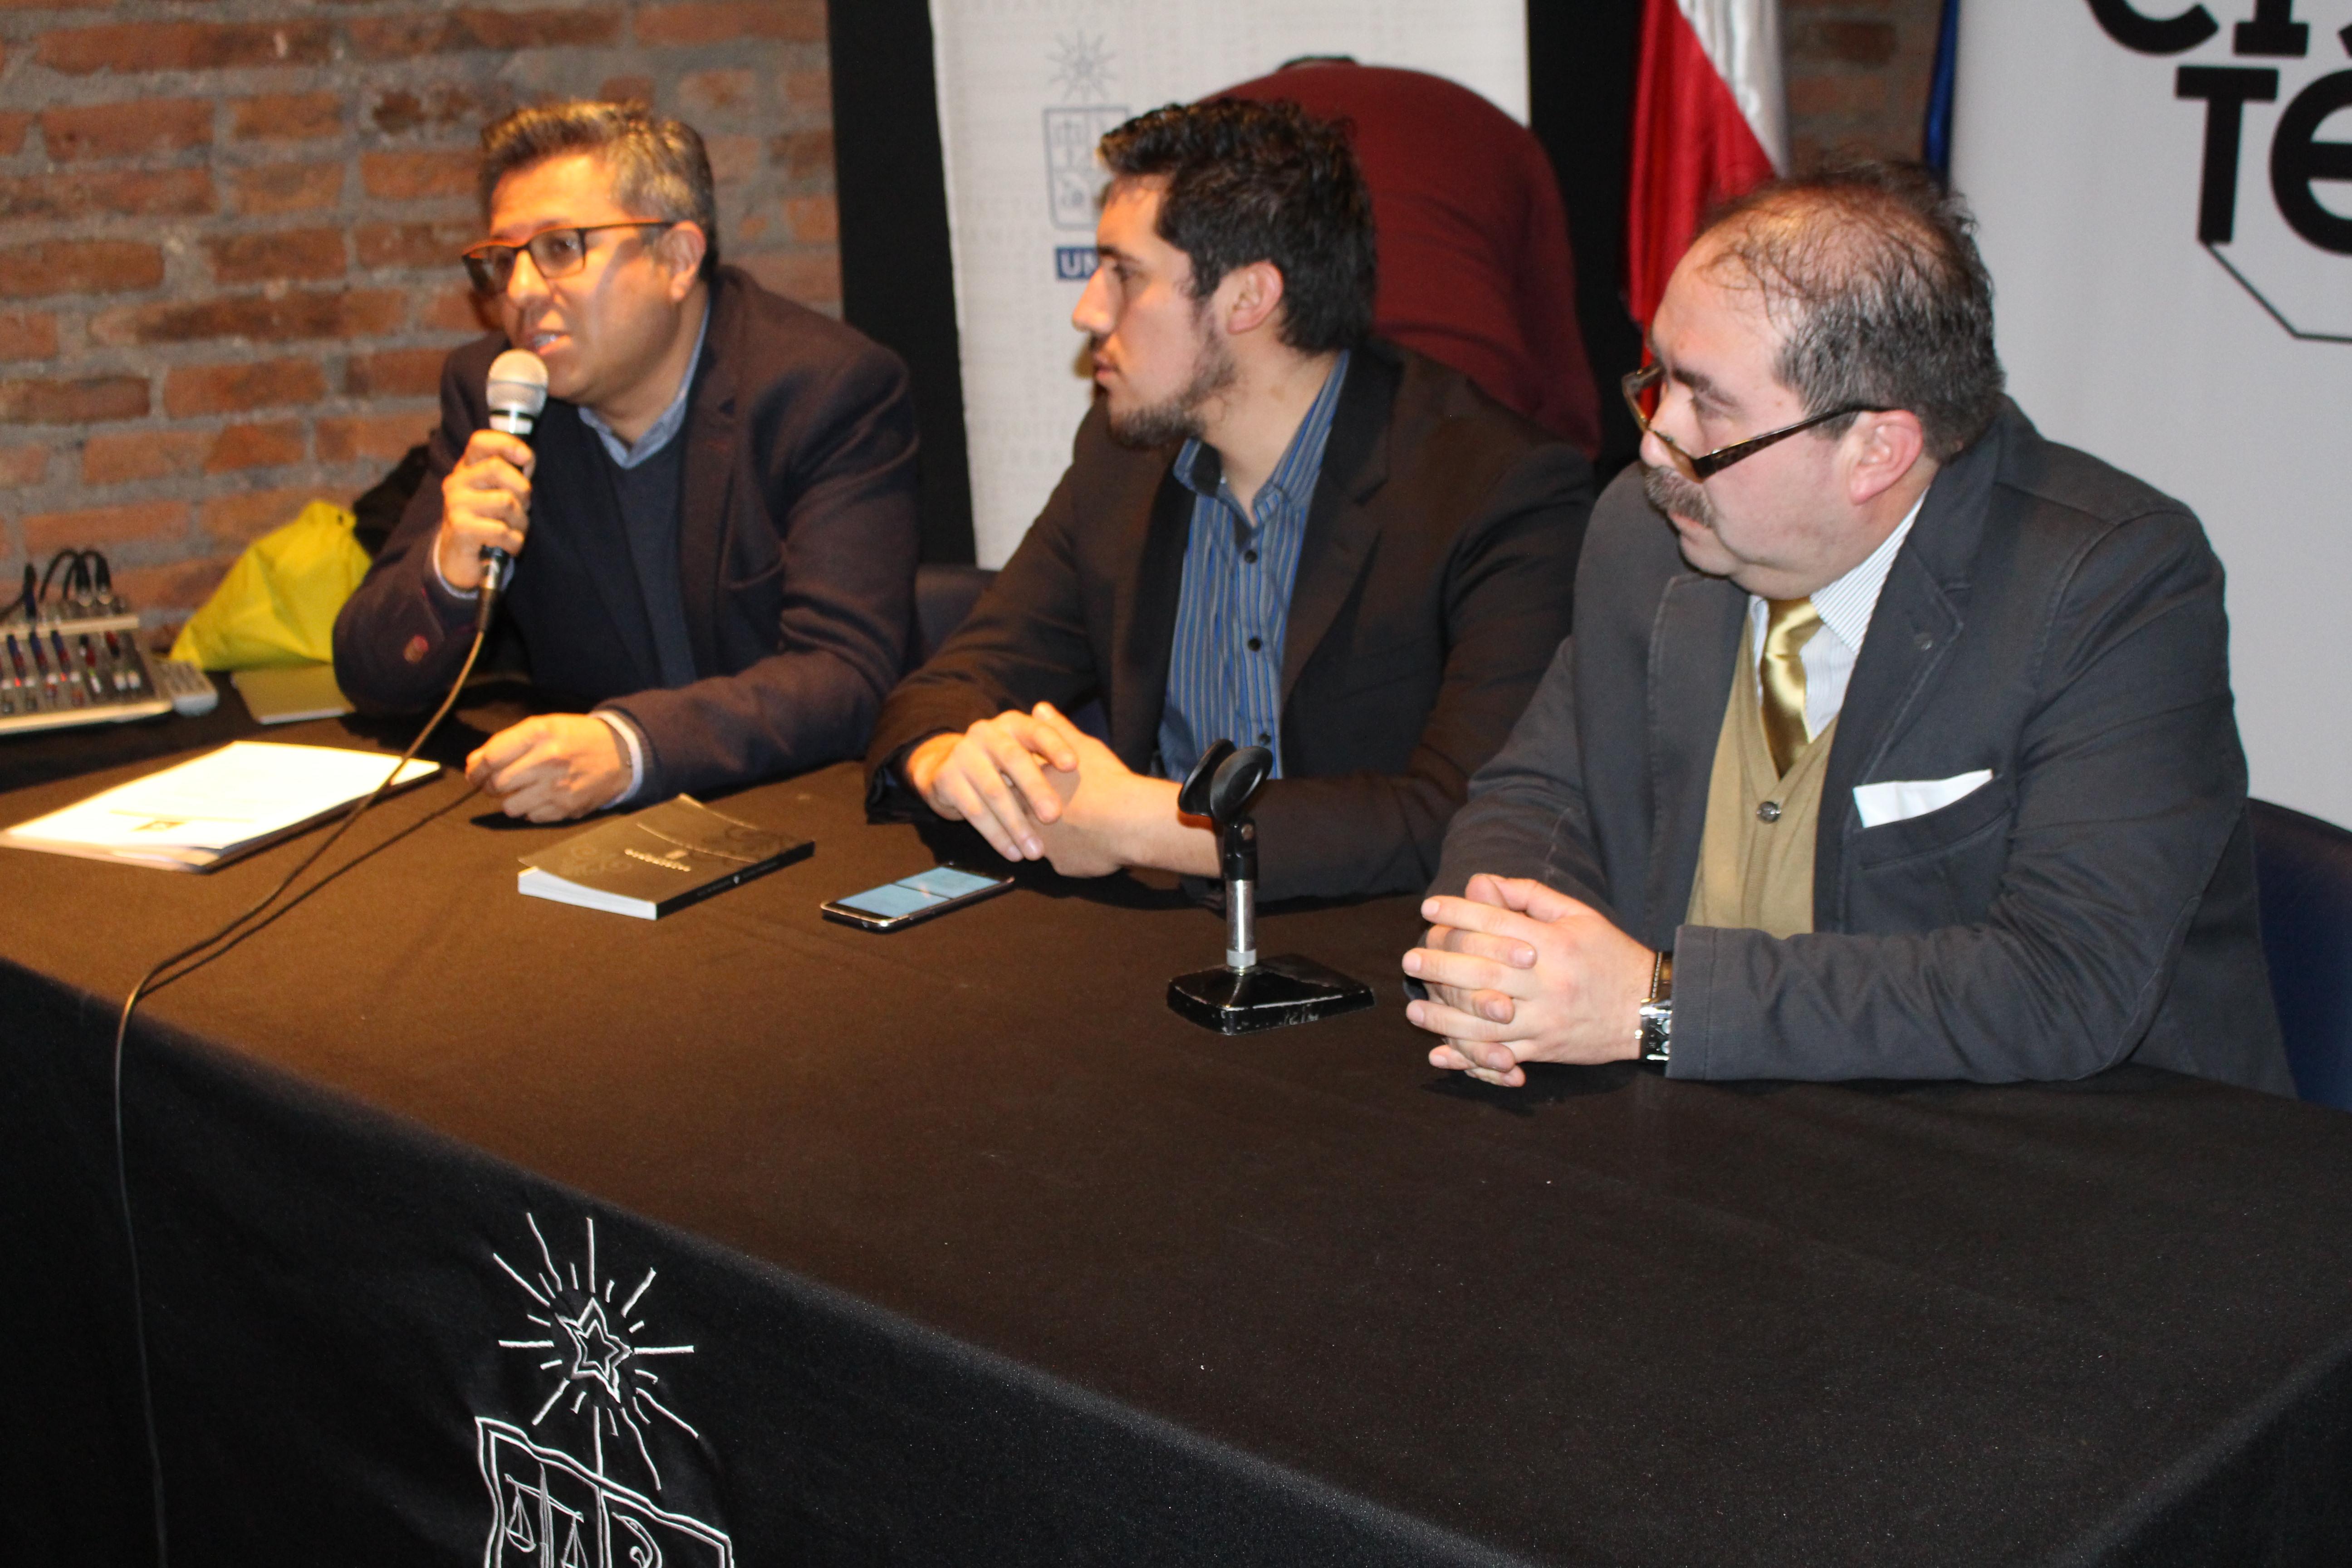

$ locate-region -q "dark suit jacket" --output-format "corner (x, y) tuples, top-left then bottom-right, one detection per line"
(333, 267), (920, 800)
(1434, 402), (2293, 1093)
(867, 342), (1595, 902)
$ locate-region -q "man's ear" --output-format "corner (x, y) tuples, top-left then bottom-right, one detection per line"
(1217, 260), (1287, 338)
(657, 222), (709, 300)
(1844, 409), (1927, 507)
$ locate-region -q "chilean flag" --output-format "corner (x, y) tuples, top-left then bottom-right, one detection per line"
(1625, 0), (1789, 328)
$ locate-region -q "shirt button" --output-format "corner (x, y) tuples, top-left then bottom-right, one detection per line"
(1257, 732), (1271, 744)
(1757, 801), (1783, 824)
(1246, 636), (1262, 652)
(1244, 549), (1259, 564)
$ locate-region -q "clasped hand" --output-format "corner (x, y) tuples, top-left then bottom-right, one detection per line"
(1402, 874), (1654, 1087)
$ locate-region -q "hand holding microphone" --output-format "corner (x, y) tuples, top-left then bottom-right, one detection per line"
(432, 349), (548, 609)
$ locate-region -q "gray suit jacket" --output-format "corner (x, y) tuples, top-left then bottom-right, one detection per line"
(1433, 402), (2293, 1093)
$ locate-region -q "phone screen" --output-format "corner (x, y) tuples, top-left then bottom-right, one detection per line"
(835, 866), (1006, 919)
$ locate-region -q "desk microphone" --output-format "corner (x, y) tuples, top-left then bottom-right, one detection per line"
(480, 349), (549, 617)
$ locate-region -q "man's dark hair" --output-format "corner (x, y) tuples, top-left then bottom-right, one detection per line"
(1098, 99), (1375, 353)
(479, 101), (720, 279)
(1700, 162), (2004, 461)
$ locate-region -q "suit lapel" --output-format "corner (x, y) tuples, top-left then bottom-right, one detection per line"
(1643, 572), (1747, 948)
(675, 280), (739, 676)
(1813, 415), (2004, 925)
(1279, 348), (1395, 701)
(1109, 468), (1192, 768)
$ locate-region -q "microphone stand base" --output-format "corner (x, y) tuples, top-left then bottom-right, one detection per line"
(1167, 954), (1374, 1035)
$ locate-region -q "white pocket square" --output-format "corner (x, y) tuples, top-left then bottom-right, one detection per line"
(1853, 769), (1994, 829)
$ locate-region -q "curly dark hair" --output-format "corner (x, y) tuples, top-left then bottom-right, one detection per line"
(1098, 98), (1375, 354)
(1700, 162), (2004, 461)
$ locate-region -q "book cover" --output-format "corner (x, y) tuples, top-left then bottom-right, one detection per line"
(518, 795), (811, 919)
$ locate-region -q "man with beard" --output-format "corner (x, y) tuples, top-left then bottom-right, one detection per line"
(1403, 164), (2291, 1093)
(865, 99), (1594, 901)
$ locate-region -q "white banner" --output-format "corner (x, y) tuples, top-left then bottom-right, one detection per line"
(929, 1), (1528, 567)
(1952, 0), (2352, 828)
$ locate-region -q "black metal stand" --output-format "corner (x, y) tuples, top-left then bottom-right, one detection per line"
(1164, 741), (1375, 1035)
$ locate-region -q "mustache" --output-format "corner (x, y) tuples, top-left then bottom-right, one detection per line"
(1642, 463), (1715, 529)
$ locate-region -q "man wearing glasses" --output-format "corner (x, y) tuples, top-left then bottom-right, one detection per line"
(334, 102), (917, 820)
(1404, 163), (2290, 1093)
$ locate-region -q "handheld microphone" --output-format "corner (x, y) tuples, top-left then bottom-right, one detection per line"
(480, 349), (549, 603)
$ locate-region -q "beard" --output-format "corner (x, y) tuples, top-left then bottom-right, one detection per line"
(1100, 317), (1237, 450)
(1642, 461), (1720, 532)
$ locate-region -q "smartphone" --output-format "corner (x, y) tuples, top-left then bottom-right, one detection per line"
(821, 864), (1016, 932)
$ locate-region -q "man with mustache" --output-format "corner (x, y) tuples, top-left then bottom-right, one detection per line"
(867, 99), (1594, 901)
(336, 101), (918, 822)
(1404, 163), (2290, 1093)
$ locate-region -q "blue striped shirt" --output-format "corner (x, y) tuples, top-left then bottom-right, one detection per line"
(1157, 350), (1350, 783)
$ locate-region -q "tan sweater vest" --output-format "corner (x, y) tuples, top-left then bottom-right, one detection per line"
(1686, 621), (1837, 938)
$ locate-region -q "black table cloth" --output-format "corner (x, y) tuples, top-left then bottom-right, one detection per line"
(5, 697), (2352, 1566)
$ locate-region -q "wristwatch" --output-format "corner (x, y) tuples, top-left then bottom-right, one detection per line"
(1637, 950), (1673, 1065)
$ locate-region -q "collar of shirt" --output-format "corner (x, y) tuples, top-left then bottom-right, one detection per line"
(577, 301), (711, 470)
(1171, 348), (1351, 528)
(1748, 486), (1928, 740)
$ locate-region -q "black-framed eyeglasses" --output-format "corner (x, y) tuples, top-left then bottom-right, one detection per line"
(461, 221), (677, 294)
(1621, 361), (1892, 480)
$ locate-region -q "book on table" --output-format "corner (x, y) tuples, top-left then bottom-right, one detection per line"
(0, 740), (439, 871)
(517, 794), (812, 919)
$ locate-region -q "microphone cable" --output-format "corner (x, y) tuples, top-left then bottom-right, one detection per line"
(108, 615), (493, 1568)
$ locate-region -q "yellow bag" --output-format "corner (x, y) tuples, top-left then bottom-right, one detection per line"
(169, 500), (372, 670)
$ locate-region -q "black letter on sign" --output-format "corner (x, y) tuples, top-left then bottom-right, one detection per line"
(2271, 69), (2352, 252)
(2234, 0), (2308, 57)
(2089, 0), (2219, 54)
(2178, 66), (2280, 240)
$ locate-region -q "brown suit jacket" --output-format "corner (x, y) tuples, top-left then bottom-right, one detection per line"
(866, 341), (1594, 902)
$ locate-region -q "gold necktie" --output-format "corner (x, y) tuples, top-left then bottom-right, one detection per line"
(1760, 597), (1822, 777)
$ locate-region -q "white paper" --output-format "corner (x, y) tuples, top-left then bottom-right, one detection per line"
(1, 741), (438, 869)
(1853, 770), (1994, 831)
(929, 0), (1528, 566)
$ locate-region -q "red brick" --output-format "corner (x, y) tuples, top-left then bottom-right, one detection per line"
(204, 228), (345, 285)
(706, 134), (760, 184)
(22, 500), (188, 555)
(38, 21), (333, 77)
(0, 240), (163, 300)
(0, 168), (212, 222)
(362, 149), (476, 202)
(344, 347), (449, 398)
(228, 162), (344, 216)
(81, 428), (206, 485)
(0, 0), (108, 9)
(783, 69), (830, 111)
(784, 196), (837, 245)
(1792, 19), (1900, 65)
(206, 420), (306, 473)
(162, 358), (326, 417)
(94, 288), (404, 348)
(230, 92), (341, 142)
(637, 0), (824, 45)
(1787, 73), (1889, 119)
(421, 285), (496, 334)
(738, 250), (838, 308)
(369, 83), (505, 137)
(680, 69), (756, 118)
(0, 314), (55, 362)
(355, 220), (477, 271)
(0, 113), (29, 157)
(109, 559), (231, 620)
(0, 445), (45, 486)
(40, 98), (212, 162)
(0, 375), (147, 425)
(316, 412), (433, 463)
(349, 8), (622, 59)
(773, 129), (832, 182)
(201, 485), (322, 546)
(600, 76), (654, 106)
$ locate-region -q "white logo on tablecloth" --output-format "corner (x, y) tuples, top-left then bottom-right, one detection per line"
(481, 1213), (734, 1568)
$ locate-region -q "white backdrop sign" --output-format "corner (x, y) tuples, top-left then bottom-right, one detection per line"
(928, 1), (1527, 567)
(1951, 0), (2352, 827)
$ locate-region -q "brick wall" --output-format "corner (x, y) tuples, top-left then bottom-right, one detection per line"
(0, 0), (837, 643)
(1784, 0), (1947, 172)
